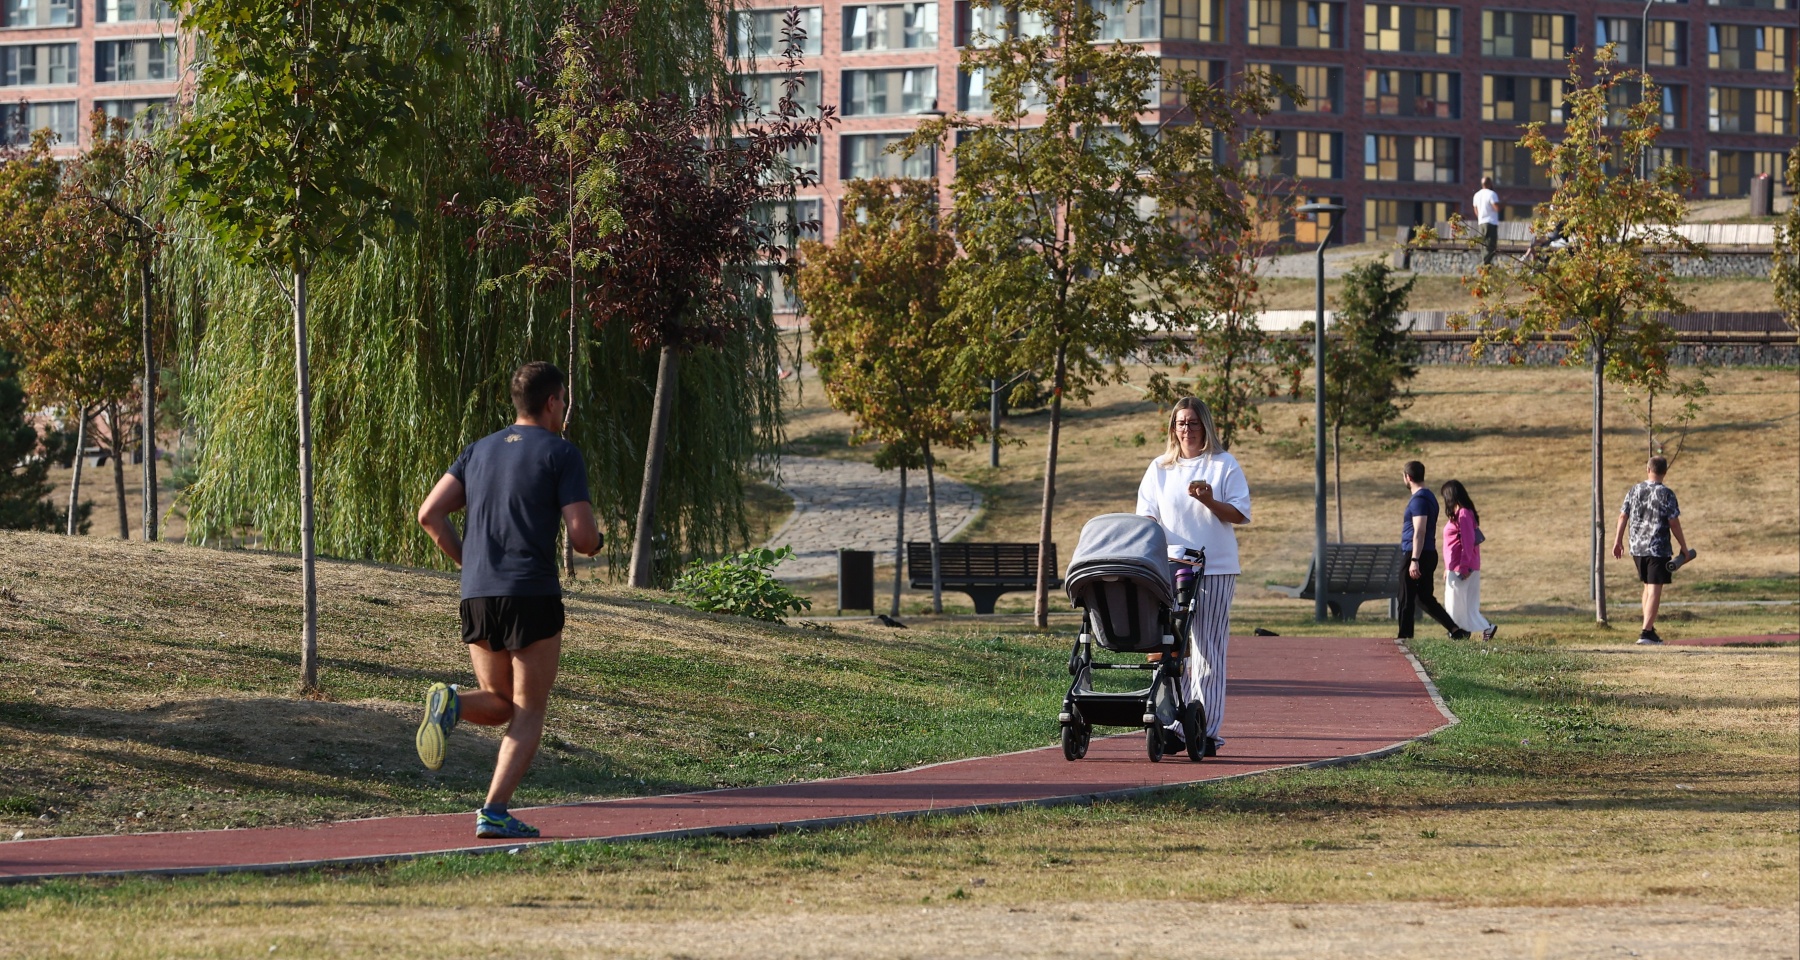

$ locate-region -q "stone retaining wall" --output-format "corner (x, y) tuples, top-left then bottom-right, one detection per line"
(1410, 249), (1773, 278)
(1410, 339), (1797, 367)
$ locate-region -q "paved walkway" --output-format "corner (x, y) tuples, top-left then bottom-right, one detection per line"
(763, 457), (981, 580)
(0, 636), (1453, 882)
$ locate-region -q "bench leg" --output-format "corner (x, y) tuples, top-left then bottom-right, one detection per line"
(962, 588), (1006, 615)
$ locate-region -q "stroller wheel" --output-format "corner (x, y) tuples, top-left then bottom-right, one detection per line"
(1061, 723), (1090, 761)
(1145, 723), (1165, 763)
(1181, 701), (1205, 762)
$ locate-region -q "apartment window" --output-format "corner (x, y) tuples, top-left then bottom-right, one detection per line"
(1249, 63), (1340, 113)
(751, 197), (824, 244)
(98, 96), (169, 136)
(1364, 134), (1459, 182)
(1708, 24), (1791, 71)
(1643, 147), (1690, 175)
(1364, 70), (1459, 118)
(1159, 58), (1225, 107)
(1483, 138), (1553, 188)
(1364, 5), (1458, 54)
(1, 99), (75, 143)
(1707, 0), (1793, 8)
(0, 42), (74, 85)
(1364, 199), (1456, 244)
(1094, 0), (1157, 40)
(95, 0), (167, 20)
(844, 2), (938, 51)
(958, 66), (1048, 111)
(1482, 11), (1572, 59)
(842, 132), (935, 179)
(3, 0), (75, 27)
(731, 7), (822, 57)
(843, 67), (937, 116)
(1246, 0), (1342, 48)
(1606, 83), (1685, 129)
(1708, 149), (1785, 196)
(954, 2), (1051, 46)
(95, 38), (176, 82)
(1163, 0), (1222, 41)
(1482, 75), (1565, 123)
(1596, 18), (1687, 66)
(1709, 86), (1795, 134)
(1257, 129), (1339, 179)
(737, 71), (822, 115)
(753, 264), (801, 312)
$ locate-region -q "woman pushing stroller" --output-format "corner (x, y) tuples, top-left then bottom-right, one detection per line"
(1134, 398), (1251, 757)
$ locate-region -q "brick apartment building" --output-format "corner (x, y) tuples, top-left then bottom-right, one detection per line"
(2, 0), (180, 150)
(734, 0), (1797, 308)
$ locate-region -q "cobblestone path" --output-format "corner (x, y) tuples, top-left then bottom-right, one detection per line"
(762, 456), (982, 580)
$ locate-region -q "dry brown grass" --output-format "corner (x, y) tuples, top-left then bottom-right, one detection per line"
(784, 363), (1799, 620)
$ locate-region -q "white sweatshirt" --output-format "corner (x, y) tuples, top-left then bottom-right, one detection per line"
(1135, 452), (1252, 575)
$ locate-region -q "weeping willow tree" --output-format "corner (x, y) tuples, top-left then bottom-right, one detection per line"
(162, 0), (783, 581)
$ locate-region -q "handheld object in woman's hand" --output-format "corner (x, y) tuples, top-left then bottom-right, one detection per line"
(1188, 480), (1212, 501)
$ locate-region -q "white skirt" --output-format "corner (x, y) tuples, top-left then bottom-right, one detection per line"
(1444, 569), (1493, 634)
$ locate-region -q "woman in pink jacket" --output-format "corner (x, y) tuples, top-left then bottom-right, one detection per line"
(1440, 480), (1496, 641)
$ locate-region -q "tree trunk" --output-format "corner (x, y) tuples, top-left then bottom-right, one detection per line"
(1332, 422), (1344, 544)
(1592, 341), (1608, 625)
(294, 266), (320, 692)
(891, 463), (905, 618)
(108, 401), (128, 539)
(923, 441), (943, 615)
(563, 172), (578, 581)
(1032, 345), (1068, 628)
(629, 343), (680, 588)
(65, 405), (87, 536)
(140, 257), (158, 542)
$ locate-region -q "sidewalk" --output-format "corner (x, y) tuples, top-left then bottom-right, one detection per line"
(1, 635), (1453, 882)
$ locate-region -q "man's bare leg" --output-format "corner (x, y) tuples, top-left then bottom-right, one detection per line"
(468, 634), (561, 810)
(1641, 582), (1663, 633)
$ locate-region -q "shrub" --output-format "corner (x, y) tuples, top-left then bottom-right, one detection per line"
(671, 546), (812, 624)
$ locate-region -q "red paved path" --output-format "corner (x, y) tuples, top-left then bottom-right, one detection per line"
(1, 636), (1453, 882)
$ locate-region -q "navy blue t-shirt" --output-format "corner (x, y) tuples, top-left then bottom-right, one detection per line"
(447, 425), (591, 599)
(1401, 487), (1439, 556)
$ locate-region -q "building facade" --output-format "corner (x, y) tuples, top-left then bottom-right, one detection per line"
(738, 0), (1798, 309)
(2, 0), (180, 151)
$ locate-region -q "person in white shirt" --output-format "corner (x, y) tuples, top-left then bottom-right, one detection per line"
(1134, 397), (1251, 756)
(1473, 176), (1501, 264)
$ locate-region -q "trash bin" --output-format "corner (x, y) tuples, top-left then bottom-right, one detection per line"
(1749, 173), (1773, 218)
(837, 549), (875, 615)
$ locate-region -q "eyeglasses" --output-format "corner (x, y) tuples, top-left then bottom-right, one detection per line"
(1174, 420), (1204, 429)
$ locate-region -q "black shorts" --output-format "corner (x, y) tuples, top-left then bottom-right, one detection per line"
(1633, 555), (1672, 585)
(460, 596), (565, 651)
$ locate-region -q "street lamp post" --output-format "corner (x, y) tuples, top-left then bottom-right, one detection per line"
(1638, 0), (1654, 181)
(1297, 201), (1346, 623)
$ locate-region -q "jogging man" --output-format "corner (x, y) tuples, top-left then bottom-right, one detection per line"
(1398, 460), (1469, 641)
(1612, 456), (1693, 645)
(414, 361), (601, 839)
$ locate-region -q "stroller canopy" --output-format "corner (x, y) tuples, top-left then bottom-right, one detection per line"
(1064, 513), (1173, 608)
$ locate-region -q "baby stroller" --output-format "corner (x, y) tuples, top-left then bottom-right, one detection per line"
(1059, 513), (1207, 763)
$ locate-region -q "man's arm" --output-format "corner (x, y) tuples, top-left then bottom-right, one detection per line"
(1611, 511), (1629, 559)
(417, 473), (466, 566)
(1667, 516), (1687, 555)
(562, 501), (602, 557)
(1408, 514), (1426, 578)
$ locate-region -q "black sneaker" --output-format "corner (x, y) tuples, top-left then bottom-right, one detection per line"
(1450, 629), (1471, 640)
(1636, 628), (1663, 645)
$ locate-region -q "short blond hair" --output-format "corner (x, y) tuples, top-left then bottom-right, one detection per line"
(1157, 397), (1223, 467)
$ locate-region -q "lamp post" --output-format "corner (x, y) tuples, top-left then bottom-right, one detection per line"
(1297, 201), (1345, 623)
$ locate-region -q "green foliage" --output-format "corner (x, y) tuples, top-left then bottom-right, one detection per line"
(1773, 68), (1800, 331)
(0, 348), (59, 531)
(671, 546), (812, 623)
(1325, 260), (1420, 438)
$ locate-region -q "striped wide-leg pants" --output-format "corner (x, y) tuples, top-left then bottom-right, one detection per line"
(1183, 573), (1237, 742)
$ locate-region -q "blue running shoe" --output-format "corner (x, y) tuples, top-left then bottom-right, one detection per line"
(475, 809), (539, 839)
(415, 682), (459, 771)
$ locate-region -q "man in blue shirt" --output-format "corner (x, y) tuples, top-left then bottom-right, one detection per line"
(1398, 461), (1468, 640)
(414, 361), (601, 840)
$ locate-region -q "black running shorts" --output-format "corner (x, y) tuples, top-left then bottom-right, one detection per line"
(460, 595), (565, 651)
(1633, 554), (1672, 585)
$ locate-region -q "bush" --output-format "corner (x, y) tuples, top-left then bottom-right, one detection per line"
(671, 546), (812, 624)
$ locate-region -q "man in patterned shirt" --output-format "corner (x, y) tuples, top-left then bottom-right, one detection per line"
(1611, 456), (1693, 645)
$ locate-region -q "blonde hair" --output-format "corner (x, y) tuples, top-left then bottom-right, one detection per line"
(1157, 397), (1223, 466)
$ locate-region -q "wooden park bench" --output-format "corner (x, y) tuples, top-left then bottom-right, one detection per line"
(907, 541), (1060, 614)
(1269, 543), (1406, 621)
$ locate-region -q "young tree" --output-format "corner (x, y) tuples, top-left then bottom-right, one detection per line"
(800, 179), (982, 615)
(1772, 68), (1800, 330)
(907, 0), (1282, 625)
(1322, 261), (1419, 541)
(1425, 48), (1696, 625)
(0, 348), (59, 531)
(170, 0), (468, 691)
